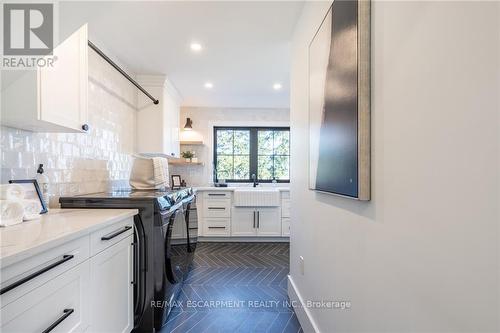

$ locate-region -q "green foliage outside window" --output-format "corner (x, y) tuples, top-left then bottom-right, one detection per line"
(214, 127), (290, 182)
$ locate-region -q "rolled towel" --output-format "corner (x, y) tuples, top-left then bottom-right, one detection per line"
(0, 184), (26, 201)
(22, 199), (42, 221)
(0, 200), (24, 227)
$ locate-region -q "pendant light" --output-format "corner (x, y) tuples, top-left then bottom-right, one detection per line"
(184, 118), (193, 130)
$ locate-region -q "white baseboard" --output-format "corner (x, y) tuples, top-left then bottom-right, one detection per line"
(288, 275), (320, 333)
(198, 236), (290, 242)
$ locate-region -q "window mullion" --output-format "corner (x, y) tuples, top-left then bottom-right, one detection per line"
(272, 130), (275, 180)
(249, 128), (258, 180)
(232, 130), (235, 180)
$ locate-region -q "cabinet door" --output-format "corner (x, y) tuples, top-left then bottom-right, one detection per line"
(281, 218), (291, 236)
(90, 235), (133, 333)
(39, 24), (88, 132)
(170, 86), (180, 158)
(256, 207), (281, 236)
(231, 208), (257, 236)
(163, 87), (180, 157)
(1, 261), (90, 333)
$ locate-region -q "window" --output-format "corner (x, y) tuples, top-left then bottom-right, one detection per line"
(214, 127), (290, 183)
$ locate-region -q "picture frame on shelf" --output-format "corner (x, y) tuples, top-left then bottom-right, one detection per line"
(171, 175), (182, 189)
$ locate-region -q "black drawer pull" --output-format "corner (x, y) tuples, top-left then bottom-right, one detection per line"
(208, 193), (226, 196)
(207, 207), (225, 210)
(101, 226), (132, 241)
(208, 226), (226, 229)
(0, 255), (74, 295)
(42, 308), (74, 333)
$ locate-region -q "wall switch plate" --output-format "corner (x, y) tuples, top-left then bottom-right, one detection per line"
(299, 256), (304, 275)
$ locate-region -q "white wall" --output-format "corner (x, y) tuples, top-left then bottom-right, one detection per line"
(172, 106), (289, 186)
(0, 49), (137, 207)
(289, 1), (499, 332)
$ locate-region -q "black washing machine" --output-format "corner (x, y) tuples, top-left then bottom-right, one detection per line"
(60, 188), (197, 332)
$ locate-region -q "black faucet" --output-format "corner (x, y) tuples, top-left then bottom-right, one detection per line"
(251, 174), (259, 188)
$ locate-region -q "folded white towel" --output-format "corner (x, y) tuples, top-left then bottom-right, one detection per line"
(22, 199), (42, 221)
(0, 200), (24, 227)
(0, 184), (25, 201)
(130, 155), (170, 190)
(153, 157), (169, 189)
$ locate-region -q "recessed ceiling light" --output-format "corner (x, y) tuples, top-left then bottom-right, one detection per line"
(204, 82), (213, 89)
(190, 42), (202, 52)
(273, 83), (282, 90)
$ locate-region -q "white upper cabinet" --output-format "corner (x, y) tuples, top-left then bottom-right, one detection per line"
(1, 25), (88, 133)
(136, 75), (181, 158)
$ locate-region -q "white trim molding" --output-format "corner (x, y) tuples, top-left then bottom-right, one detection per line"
(288, 275), (320, 333)
(136, 74), (183, 102)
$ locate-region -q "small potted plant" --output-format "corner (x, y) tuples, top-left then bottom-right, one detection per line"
(191, 152), (198, 163)
(181, 151), (194, 162)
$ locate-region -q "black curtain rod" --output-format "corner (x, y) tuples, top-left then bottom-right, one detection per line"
(87, 40), (159, 105)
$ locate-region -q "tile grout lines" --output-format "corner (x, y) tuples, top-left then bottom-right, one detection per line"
(161, 242), (301, 333)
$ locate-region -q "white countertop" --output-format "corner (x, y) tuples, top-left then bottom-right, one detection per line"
(194, 186), (290, 191)
(0, 208), (138, 267)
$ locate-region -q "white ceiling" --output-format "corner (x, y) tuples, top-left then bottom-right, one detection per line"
(60, 1), (304, 108)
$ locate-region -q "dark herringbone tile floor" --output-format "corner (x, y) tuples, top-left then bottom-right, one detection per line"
(161, 242), (302, 333)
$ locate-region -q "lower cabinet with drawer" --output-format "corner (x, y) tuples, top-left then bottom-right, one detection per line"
(203, 198), (231, 218)
(232, 207), (281, 237)
(281, 218), (291, 236)
(1, 261), (90, 333)
(203, 218), (231, 236)
(0, 217), (134, 333)
(198, 190), (290, 238)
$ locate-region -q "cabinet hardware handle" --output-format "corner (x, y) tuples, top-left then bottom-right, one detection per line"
(253, 211), (256, 228)
(42, 308), (74, 333)
(208, 226), (226, 229)
(0, 255), (74, 295)
(207, 207), (225, 210)
(257, 211), (260, 228)
(81, 124), (89, 131)
(101, 226), (132, 241)
(208, 193), (226, 196)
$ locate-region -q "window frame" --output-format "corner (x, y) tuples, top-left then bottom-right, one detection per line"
(213, 126), (290, 183)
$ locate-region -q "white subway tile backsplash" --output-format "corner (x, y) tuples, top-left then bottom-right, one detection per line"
(2, 151), (21, 168)
(0, 50), (137, 207)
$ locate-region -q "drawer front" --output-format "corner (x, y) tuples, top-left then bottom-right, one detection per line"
(1, 236), (89, 306)
(90, 217), (134, 256)
(1, 261), (90, 333)
(203, 191), (232, 199)
(203, 199), (231, 218)
(203, 218), (231, 236)
(281, 199), (291, 218)
(282, 218), (290, 236)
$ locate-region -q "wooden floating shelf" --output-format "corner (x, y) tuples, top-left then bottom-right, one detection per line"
(168, 161), (204, 166)
(180, 141), (204, 145)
